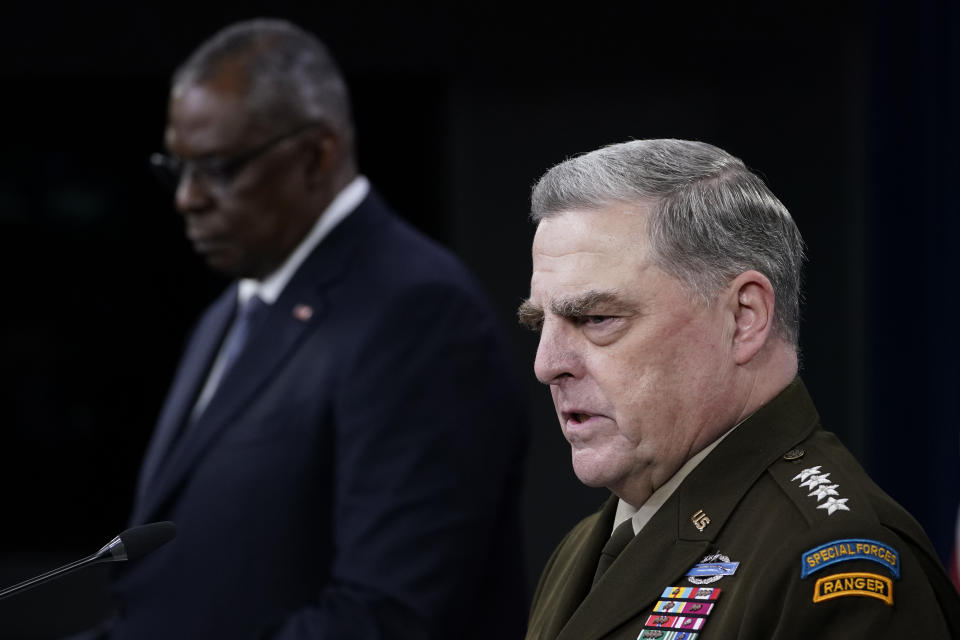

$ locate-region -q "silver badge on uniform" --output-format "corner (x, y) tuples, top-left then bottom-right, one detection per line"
(686, 552), (740, 585)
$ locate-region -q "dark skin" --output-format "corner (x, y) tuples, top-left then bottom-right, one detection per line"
(165, 67), (355, 280)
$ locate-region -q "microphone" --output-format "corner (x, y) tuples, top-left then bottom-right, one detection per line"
(0, 521), (176, 601)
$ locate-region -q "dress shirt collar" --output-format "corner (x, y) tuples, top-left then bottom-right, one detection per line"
(238, 175), (370, 306)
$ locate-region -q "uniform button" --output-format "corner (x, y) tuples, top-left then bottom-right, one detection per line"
(783, 447), (806, 460)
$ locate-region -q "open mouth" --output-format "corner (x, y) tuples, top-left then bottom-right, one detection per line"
(565, 411), (597, 425)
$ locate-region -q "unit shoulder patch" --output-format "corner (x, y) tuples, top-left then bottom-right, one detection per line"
(801, 538), (900, 579)
(812, 571), (893, 605)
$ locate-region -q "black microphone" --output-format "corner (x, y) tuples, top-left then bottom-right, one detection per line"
(0, 521), (176, 601)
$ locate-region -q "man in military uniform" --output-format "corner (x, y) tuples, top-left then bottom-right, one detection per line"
(518, 139), (960, 639)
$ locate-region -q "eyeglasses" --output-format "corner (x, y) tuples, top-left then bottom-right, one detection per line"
(149, 122), (322, 190)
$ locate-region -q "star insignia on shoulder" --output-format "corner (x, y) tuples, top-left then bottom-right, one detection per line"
(792, 466), (822, 482)
(790, 463), (851, 515)
(816, 497), (850, 515)
(799, 473), (831, 489)
(808, 484), (840, 501)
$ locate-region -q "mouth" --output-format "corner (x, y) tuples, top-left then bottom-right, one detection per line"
(187, 233), (228, 254)
(562, 410), (602, 426)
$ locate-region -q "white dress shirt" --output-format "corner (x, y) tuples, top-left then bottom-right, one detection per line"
(191, 176), (370, 417)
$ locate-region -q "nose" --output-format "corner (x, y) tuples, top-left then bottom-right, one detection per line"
(174, 167), (215, 215)
(534, 319), (583, 385)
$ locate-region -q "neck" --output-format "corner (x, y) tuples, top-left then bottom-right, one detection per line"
(735, 342), (799, 424)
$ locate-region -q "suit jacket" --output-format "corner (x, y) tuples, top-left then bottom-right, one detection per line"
(526, 379), (960, 639)
(108, 190), (528, 639)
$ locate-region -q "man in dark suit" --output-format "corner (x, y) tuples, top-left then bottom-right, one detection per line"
(518, 139), (960, 638)
(94, 19), (527, 639)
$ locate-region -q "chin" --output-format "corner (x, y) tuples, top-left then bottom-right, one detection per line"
(570, 450), (622, 490)
(206, 256), (256, 279)
(574, 474), (610, 489)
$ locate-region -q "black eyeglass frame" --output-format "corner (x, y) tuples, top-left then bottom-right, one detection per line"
(149, 121), (324, 190)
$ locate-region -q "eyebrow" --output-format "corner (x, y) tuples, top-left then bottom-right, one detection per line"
(517, 299), (544, 330)
(517, 290), (633, 329)
(551, 290), (624, 318)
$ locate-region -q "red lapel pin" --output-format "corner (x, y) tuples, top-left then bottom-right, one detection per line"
(292, 304), (313, 322)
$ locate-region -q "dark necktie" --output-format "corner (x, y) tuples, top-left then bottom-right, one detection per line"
(219, 295), (268, 377)
(135, 295), (270, 504)
(592, 519), (636, 587)
(188, 294), (268, 422)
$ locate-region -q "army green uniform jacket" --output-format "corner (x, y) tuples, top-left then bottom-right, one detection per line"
(526, 379), (960, 639)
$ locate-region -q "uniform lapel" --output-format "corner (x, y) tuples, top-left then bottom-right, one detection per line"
(557, 498), (709, 640)
(529, 498), (618, 639)
(553, 379), (819, 639)
(674, 378), (820, 547)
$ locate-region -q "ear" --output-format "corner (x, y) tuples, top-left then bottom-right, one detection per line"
(727, 270), (776, 365)
(300, 127), (341, 187)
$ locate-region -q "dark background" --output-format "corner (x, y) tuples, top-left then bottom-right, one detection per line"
(0, 2), (957, 637)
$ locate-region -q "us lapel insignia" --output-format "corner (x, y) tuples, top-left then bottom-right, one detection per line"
(686, 552), (740, 585)
(639, 586), (722, 639)
(691, 509), (710, 532)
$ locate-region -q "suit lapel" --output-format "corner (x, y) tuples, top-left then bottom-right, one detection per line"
(134, 193), (384, 524)
(132, 288), (236, 522)
(137, 291), (325, 522)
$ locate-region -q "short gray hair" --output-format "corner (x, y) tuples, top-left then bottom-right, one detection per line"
(173, 18), (354, 148)
(531, 139), (806, 345)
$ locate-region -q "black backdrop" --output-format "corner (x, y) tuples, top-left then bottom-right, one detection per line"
(0, 2), (957, 637)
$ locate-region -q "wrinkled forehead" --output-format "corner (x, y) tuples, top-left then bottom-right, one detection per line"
(533, 205), (652, 263)
(530, 205), (654, 299)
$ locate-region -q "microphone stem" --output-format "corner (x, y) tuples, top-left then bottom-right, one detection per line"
(0, 552), (106, 601)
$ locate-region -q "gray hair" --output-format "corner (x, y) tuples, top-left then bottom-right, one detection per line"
(531, 139), (806, 346)
(173, 18), (354, 149)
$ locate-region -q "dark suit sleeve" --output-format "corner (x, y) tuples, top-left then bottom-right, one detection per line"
(269, 281), (527, 639)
